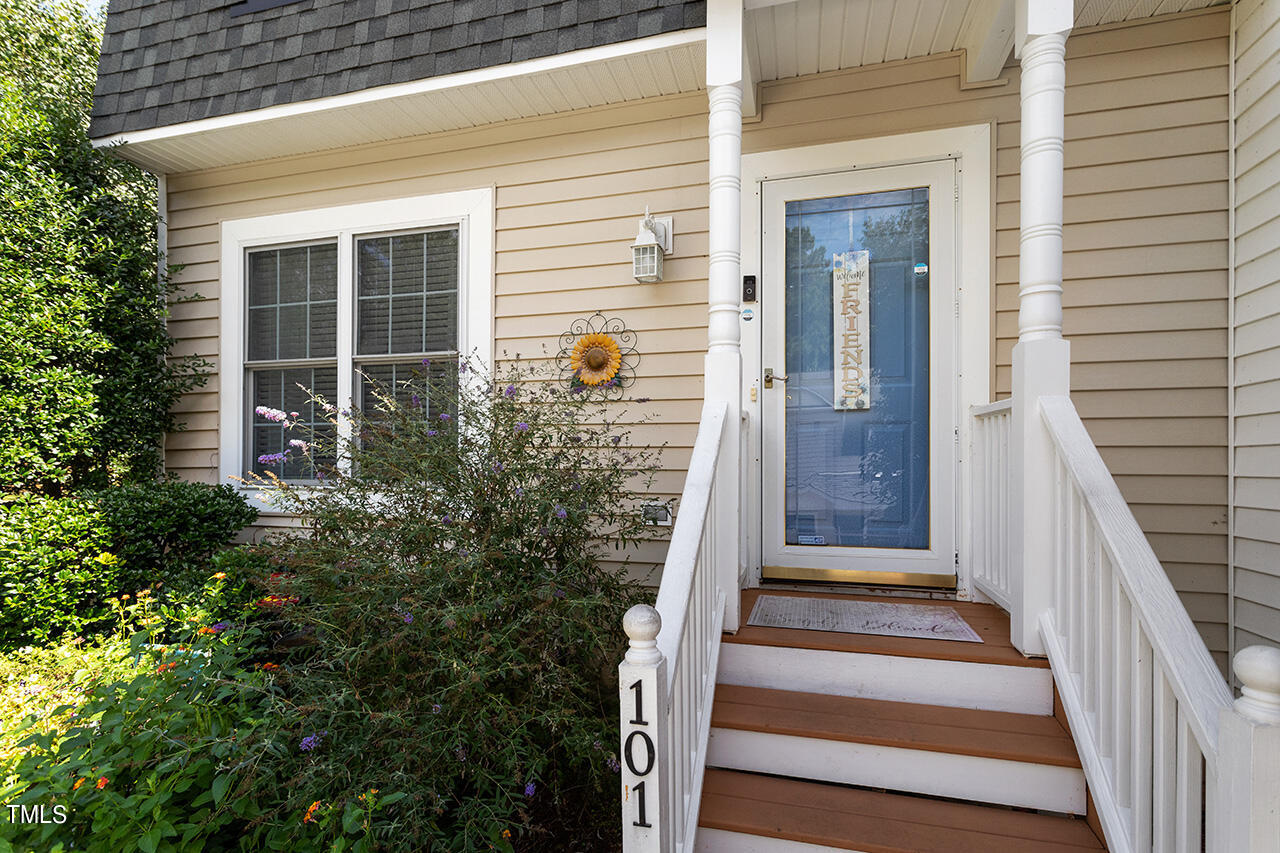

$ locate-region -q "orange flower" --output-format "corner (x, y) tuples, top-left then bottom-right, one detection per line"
(156, 662), (177, 673)
(569, 332), (622, 386)
(303, 800), (321, 823)
(502, 829), (512, 839)
(95, 777), (108, 789)
(72, 777), (85, 790)
(198, 627), (216, 635)
(212, 572), (227, 580)
(259, 663), (280, 671)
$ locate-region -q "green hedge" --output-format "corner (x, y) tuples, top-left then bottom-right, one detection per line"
(0, 482), (257, 647)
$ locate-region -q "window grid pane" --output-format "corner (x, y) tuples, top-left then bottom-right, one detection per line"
(250, 367), (337, 479)
(358, 359), (456, 421)
(356, 228), (459, 356)
(246, 243), (338, 361)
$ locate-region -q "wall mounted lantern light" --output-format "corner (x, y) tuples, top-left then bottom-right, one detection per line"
(632, 207), (673, 283)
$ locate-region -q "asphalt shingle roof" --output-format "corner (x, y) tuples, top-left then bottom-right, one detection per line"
(90, 0), (706, 138)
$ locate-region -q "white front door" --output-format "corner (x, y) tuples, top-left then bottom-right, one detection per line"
(759, 160), (958, 586)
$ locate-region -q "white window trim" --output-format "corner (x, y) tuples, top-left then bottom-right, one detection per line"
(218, 187), (494, 513)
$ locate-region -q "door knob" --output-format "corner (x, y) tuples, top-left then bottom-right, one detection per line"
(764, 368), (788, 388)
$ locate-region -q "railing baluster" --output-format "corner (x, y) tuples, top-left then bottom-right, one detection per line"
(1082, 518), (1096, 714)
(1153, 671), (1177, 852)
(1131, 627), (1153, 852)
(1113, 583), (1132, 809)
(1098, 551), (1114, 765)
(1070, 488), (1084, 675)
(1175, 708), (1203, 853)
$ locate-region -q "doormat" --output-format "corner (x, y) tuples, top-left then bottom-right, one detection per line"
(747, 595), (983, 643)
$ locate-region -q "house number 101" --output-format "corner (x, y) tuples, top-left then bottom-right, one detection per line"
(626, 679), (655, 828)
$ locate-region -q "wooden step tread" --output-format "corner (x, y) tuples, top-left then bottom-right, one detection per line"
(700, 769), (1106, 852)
(728, 589), (1048, 669)
(712, 685), (1081, 767)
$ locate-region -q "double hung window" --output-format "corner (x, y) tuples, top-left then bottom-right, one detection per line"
(219, 190), (493, 501)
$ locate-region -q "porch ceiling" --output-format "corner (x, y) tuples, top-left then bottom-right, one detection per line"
(745, 0), (1229, 86)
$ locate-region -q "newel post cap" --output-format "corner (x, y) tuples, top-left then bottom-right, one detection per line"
(1234, 644), (1280, 725)
(623, 604), (663, 665)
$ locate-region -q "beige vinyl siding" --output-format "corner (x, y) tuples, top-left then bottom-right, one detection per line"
(1232, 0), (1280, 656)
(163, 93), (711, 572)
(744, 7), (1232, 666)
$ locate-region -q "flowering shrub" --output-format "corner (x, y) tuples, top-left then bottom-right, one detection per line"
(0, 577), (275, 852)
(240, 359), (661, 850)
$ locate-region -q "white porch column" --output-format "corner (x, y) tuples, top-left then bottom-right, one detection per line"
(1009, 0), (1072, 656)
(706, 0), (744, 633)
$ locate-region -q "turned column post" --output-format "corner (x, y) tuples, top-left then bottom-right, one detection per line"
(1009, 0), (1072, 656)
(706, 0), (744, 632)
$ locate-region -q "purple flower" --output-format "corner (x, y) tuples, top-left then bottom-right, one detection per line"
(611, 436), (622, 445)
(606, 757), (621, 773)
(514, 422), (530, 433)
(524, 782), (536, 797)
(458, 363), (468, 373)
(554, 506), (567, 519)
(402, 612), (413, 624)
(211, 622), (229, 633)
(432, 704), (442, 714)
(504, 384), (517, 398)
(427, 429), (438, 437)
(492, 462), (504, 472)
(422, 358), (432, 365)
(441, 515), (452, 525)
(316, 471), (325, 481)
(300, 731), (327, 752)
(257, 452), (289, 466)
(439, 413), (451, 421)
(515, 487), (524, 497)
(254, 406), (289, 423)
(538, 526), (549, 537)
(552, 588), (565, 600)
(288, 439), (308, 450)
(411, 394), (421, 407)
(340, 409), (350, 417)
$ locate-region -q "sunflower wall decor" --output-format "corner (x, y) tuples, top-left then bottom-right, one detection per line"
(556, 313), (639, 398)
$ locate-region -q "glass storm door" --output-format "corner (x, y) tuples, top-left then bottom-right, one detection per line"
(760, 160), (957, 585)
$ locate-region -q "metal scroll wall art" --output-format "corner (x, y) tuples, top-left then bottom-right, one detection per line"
(556, 312), (639, 399)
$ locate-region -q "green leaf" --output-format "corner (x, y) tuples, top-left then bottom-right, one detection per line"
(137, 827), (160, 853)
(210, 774), (230, 805)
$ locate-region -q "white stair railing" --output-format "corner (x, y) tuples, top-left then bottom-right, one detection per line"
(619, 400), (731, 853)
(970, 399), (1014, 609)
(1034, 394), (1280, 853)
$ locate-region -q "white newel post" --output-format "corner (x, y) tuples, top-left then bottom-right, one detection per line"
(1008, 0), (1073, 657)
(620, 605), (670, 852)
(1215, 645), (1280, 853)
(706, 0), (744, 633)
